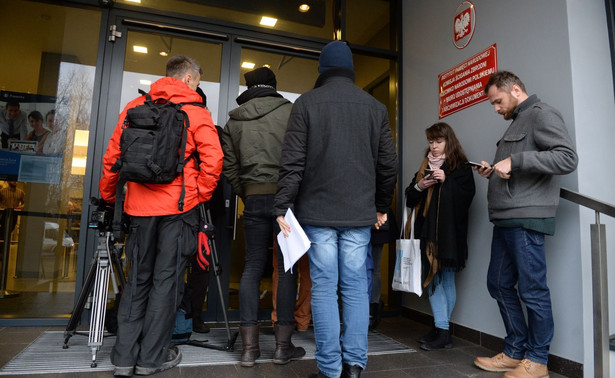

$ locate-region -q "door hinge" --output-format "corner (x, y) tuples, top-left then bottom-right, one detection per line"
(108, 25), (122, 42)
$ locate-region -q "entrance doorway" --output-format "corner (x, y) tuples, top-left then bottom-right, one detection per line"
(97, 12), (322, 322)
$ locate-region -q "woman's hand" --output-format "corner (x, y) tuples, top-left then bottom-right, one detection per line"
(431, 168), (446, 183)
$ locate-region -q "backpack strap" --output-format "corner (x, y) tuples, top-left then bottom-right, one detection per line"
(174, 102), (207, 212)
(112, 176), (126, 239)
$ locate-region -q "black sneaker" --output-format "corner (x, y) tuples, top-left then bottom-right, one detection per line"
(417, 327), (438, 344)
(134, 345), (181, 375)
(420, 328), (452, 351)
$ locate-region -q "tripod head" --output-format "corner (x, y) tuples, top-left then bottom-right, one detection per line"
(89, 197), (114, 231)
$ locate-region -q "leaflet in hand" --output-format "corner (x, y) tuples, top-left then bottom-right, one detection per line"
(276, 208), (311, 273)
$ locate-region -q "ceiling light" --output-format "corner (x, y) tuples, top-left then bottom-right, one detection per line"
(125, 0), (141, 3)
(263, 64), (271, 68)
(133, 45), (148, 54)
(299, 4), (310, 12)
(140, 79), (152, 85)
(260, 16), (277, 27)
(159, 51), (168, 56)
(241, 62), (256, 69)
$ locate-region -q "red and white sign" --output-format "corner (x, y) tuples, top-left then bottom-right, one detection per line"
(453, 1), (476, 49)
(438, 44), (497, 119)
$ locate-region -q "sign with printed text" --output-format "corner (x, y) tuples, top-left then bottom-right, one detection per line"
(438, 44), (497, 119)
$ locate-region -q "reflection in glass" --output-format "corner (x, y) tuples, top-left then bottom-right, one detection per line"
(121, 31), (223, 123)
(0, 0), (101, 319)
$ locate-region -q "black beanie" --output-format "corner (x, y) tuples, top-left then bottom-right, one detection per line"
(245, 67), (277, 89)
(318, 41), (354, 73)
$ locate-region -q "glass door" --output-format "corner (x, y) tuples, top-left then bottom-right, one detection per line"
(93, 12), (232, 321)
(0, 0), (102, 321)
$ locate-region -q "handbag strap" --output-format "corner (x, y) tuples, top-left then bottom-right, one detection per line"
(400, 196), (417, 240)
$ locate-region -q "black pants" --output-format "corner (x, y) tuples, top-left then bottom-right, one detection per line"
(110, 207), (198, 368)
(239, 194), (297, 326)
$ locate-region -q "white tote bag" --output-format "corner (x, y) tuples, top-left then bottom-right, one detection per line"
(392, 203), (423, 296)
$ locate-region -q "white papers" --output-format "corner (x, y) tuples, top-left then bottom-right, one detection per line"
(277, 208), (311, 273)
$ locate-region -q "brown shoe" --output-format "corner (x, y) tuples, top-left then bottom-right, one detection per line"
(474, 352), (522, 372)
(503, 359), (549, 378)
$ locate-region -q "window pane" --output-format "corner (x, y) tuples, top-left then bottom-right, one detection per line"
(0, 0), (101, 319)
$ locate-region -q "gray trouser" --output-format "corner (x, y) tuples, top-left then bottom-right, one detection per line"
(111, 207), (198, 368)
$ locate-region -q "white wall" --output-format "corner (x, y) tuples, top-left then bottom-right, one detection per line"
(402, 0), (615, 374)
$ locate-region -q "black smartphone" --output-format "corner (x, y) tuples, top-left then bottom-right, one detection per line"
(466, 161), (484, 168)
(424, 168), (434, 178)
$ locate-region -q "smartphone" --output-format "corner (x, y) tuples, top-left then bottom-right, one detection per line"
(466, 161), (484, 168)
(424, 168), (434, 178)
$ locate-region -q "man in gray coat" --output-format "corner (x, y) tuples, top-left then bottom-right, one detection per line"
(274, 41), (398, 378)
(474, 71), (578, 378)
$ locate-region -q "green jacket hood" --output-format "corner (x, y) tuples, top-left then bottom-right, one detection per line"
(228, 96), (291, 121)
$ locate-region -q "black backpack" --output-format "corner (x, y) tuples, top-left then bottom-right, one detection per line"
(111, 90), (204, 212)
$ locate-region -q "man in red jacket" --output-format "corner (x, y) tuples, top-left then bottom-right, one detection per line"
(99, 55), (223, 377)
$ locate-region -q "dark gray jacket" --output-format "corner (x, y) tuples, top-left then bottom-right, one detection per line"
(274, 68), (398, 227)
(221, 96), (292, 198)
(488, 95), (578, 220)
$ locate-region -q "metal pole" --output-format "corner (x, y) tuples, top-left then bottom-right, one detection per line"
(0, 208), (18, 298)
(591, 211), (609, 377)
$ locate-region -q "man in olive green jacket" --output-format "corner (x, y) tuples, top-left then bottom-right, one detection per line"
(221, 67), (304, 367)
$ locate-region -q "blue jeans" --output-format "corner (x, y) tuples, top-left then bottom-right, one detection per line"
(304, 225), (371, 378)
(487, 226), (554, 365)
(428, 270), (456, 330)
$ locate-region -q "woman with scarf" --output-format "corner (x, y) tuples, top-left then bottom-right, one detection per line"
(405, 122), (475, 351)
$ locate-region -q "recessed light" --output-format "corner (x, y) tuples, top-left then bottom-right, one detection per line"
(126, 0), (141, 3)
(140, 79), (151, 85)
(299, 4), (310, 12)
(260, 16), (277, 27)
(159, 51), (168, 56)
(241, 62), (256, 69)
(133, 45), (148, 54)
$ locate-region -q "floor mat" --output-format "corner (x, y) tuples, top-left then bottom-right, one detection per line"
(0, 327), (414, 375)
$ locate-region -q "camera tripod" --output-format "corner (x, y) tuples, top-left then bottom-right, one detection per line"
(62, 229), (126, 368)
(182, 203), (238, 351)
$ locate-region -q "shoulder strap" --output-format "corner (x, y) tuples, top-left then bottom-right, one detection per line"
(138, 89), (152, 102)
(174, 102), (208, 211)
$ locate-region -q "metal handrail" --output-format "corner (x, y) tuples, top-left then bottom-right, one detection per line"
(560, 187), (615, 377)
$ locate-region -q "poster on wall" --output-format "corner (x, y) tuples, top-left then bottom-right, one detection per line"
(0, 90), (61, 184)
(438, 44), (497, 119)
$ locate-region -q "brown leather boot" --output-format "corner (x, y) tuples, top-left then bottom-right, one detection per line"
(272, 324), (306, 364)
(239, 325), (260, 367)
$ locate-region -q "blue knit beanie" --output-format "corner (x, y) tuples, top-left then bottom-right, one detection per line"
(318, 41), (354, 73)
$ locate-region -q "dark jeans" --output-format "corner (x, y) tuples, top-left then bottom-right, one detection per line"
(111, 207), (198, 368)
(487, 226), (554, 365)
(239, 194), (297, 326)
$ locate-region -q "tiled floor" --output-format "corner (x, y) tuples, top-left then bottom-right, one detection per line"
(0, 316), (568, 377)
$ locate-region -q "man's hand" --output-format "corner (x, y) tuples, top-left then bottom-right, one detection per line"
(375, 212), (387, 229)
(493, 157), (512, 180)
(476, 161), (494, 178)
(277, 215), (291, 237)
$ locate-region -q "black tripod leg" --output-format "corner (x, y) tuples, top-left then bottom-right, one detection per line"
(63, 255), (97, 348)
(204, 207), (238, 351)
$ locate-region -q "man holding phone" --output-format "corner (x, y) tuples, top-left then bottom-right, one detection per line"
(473, 71), (577, 378)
